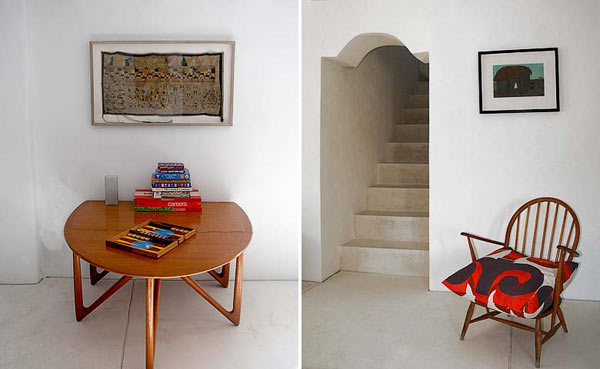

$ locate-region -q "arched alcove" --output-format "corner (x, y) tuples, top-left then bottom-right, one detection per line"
(318, 32), (429, 281)
(332, 33), (428, 68)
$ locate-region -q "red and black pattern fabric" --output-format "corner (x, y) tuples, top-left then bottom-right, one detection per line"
(443, 247), (578, 318)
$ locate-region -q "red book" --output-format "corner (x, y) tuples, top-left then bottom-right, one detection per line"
(135, 189), (201, 200)
(134, 188), (202, 212)
(134, 198), (202, 209)
(133, 206), (202, 212)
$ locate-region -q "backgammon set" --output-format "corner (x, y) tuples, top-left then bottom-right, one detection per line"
(106, 220), (196, 258)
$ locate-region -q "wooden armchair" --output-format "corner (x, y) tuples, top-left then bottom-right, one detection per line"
(443, 197), (580, 368)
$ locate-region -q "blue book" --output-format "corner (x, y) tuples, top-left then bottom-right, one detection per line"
(151, 181), (192, 188)
(153, 169), (190, 180)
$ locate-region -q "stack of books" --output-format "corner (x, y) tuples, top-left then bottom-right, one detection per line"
(133, 162), (202, 212)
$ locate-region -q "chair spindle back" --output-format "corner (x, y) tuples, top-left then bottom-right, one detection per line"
(504, 197), (580, 262)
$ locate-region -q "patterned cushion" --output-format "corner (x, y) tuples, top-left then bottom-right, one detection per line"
(443, 247), (578, 318)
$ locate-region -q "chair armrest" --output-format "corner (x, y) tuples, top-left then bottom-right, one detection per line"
(460, 232), (506, 262)
(556, 245), (580, 258)
(551, 245), (578, 326)
(460, 232), (506, 246)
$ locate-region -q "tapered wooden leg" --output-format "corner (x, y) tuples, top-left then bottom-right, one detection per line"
(208, 263), (230, 288)
(182, 253), (244, 325)
(89, 264), (109, 285)
(230, 254), (243, 325)
(460, 302), (475, 340)
(73, 253), (131, 321)
(557, 307), (568, 333)
(535, 318), (542, 368)
(153, 279), (161, 352)
(146, 278), (157, 369)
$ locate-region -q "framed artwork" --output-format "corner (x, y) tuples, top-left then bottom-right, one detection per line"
(478, 47), (559, 114)
(90, 41), (235, 126)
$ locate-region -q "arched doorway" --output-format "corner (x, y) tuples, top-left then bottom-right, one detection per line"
(320, 33), (430, 280)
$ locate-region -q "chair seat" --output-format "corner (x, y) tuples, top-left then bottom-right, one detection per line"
(443, 247), (578, 318)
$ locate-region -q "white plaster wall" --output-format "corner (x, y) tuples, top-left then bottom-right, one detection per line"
(429, 0), (600, 300)
(303, 0), (600, 300)
(0, 0), (41, 283)
(8, 0), (300, 281)
(302, 0), (432, 281)
(320, 47), (419, 279)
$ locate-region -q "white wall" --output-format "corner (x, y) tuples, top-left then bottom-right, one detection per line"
(0, 0), (41, 283)
(0, 0), (299, 282)
(429, 0), (600, 300)
(320, 46), (418, 279)
(303, 0), (600, 300)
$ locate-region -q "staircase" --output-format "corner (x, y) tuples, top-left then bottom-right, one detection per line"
(340, 73), (429, 277)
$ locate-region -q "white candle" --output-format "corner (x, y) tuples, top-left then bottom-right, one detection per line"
(105, 175), (119, 206)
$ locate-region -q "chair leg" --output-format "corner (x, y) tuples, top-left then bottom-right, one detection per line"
(535, 318), (542, 368)
(460, 302), (475, 341)
(557, 307), (568, 333)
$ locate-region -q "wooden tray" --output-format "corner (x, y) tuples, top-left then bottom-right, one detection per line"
(106, 220), (196, 259)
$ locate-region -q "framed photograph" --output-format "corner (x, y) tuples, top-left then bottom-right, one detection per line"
(90, 41), (235, 126)
(478, 48), (559, 114)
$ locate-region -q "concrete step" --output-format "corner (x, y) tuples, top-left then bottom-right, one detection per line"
(407, 94), (429, 108)
(354, 210), (429, 242)
(385, 142), (428, 163)
(377, 163), (428, 185)
(397, 120), (429, 126)
(341, 243), (428, 276)
(367, 185), (429, 211)
(403, 108), (429, 124)
(343, 238), (428, 250)
(413, 81), (429, 94)
(394, 124), (428, 142)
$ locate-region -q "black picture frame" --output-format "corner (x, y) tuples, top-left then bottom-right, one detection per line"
(478, 47), (559, 114)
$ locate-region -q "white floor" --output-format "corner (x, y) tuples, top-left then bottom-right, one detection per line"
(303, 271), (600, 369)
(0, 278), (298, 369)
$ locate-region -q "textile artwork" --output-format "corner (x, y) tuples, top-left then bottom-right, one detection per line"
(101, 52), (223, 119)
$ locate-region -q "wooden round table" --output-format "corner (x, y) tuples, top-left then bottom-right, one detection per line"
(64, 201), (252, 369)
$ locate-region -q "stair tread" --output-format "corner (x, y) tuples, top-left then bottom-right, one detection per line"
(356, 210), (429, 218)
(394, 137), (429, 143)
(370, 184), (429, 189)
(395, 123), (429, 127)
(343, 238), (429, 251)
(378, 162), (429, 166)
(380, 159), (429, 164)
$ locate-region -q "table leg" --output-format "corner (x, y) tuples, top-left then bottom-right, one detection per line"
(208, 263), (230, 288)
(72, 253), (131, 321)
(146, 278), (155, 369)
(181, 253), (244, 325)
(146, 278), (161, 369)
(153, 279), (161, 352)
(89, 264), (109, 285)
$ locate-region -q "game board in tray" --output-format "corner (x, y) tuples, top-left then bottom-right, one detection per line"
(106, 220), (196, 258)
